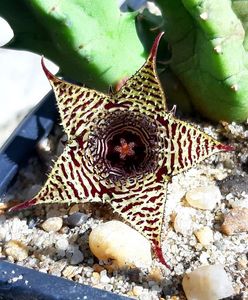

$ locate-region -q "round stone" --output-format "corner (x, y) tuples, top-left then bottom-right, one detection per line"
(173, 207), (195, 236)
(55, 237), (69, 251)
(221, 207), (248, 235)
(182, 265), (234, 300)
(185, 186), (222, 210)
(89, 220), (152, 268)
(68, 246), (84, 265)
(41, 217), (63, 232)
(132, 285), (143, 296)
(194, 226), (214, 246)
(4, 240), (29, 261)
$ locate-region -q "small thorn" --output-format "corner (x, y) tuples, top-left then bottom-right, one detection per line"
(149, 32), (164, 61)
(108, 85), (114, 94)
(231, 84), (238, 92)
(41, 56), (55, 80)
(216, 144), (235, 152)
(214, 45), (222, 54)
(154, 244), (171, 270)
(170, 105), (177, 116)
(200, 12), (208, 20)
(8, 199), (37, 212)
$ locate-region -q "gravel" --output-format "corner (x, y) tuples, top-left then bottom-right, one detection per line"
(1, 120), (248, 299)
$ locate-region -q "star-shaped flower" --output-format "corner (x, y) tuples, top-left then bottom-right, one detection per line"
(9, 33), (233, 267)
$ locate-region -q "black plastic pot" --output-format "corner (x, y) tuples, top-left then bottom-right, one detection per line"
(0, 92), (129, 300)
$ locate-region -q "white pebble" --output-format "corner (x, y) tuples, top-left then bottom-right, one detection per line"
(194, 227), (213, 246)
(41, 217), (63, 232)
(55, 237), (69, 251)
(100, 275), (111, 284)
(132, 285), (143, 296)
(182, 265), (234, 300)
(199, 251), (209, 264)
(89, 221), (152, 268)
(173, 207), (195, 236)
(4, 240), (29, 262)
(228, 197), (248, 209)
(186, 186), (221, 210)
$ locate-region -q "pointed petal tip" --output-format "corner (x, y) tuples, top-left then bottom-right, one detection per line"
(154, 243), (171, 270)
(216, 144), (235, 152)
(8, 199), (37, 213)
(150, 32), (165, 61)
(41, 56), (55, 80)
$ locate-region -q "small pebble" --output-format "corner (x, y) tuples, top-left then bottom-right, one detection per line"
(69, 247), (84, 265)
(100, 270), (111, 284)
(41, 217), (63, 232)
(66, 212), (89, 227)
(55, 237), (69, 251)
(182, 264), (234, 300)
(91, 272), (100, 284)
(62, 265), (80, 279)
(132, 285), (143, 296)
(89, 221), (152, 268)
(194, 226), (214, 246)
(199, 251), (209, 264)
(173, 207), (194, 236)
(49, 260), (67, 276)
(185, 186), (221, 210)
(148, 267), (164, 282)
(237, 255), (247, 269)
(4, 240), (29, 261)
(151, 284), (162, 292)
(228, 197), (248, 209)
(221, 207), (248, 235)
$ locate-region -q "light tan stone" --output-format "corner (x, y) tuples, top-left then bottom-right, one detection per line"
(221, 207), (248, 235)
(186, 186), (221, 210)
(89, 220), (152, 268)
(41, 217), (63, 232)
(4, 240), (29, 261)
(182, 265), (234, 300)
(194, 226), (214, 246)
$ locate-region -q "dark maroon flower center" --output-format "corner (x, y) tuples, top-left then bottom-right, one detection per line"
(87, 111), (158, 181)
(106, 131), (146, 175)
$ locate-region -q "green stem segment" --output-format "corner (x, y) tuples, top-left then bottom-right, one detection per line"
(0, 0), (145, 92)
(157, 0), (248, 122)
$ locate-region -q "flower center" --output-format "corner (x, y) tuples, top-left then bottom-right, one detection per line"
(114, 138), (135, 160)
(106, 130), (147, 176)
(87, 111), (158, 181)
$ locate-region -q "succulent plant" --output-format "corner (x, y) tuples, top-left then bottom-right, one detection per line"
(0, 0), (145, 92)
(9, 34), (234, 267)
(157, 0), (248, 122)
(1, 0), (248, 122)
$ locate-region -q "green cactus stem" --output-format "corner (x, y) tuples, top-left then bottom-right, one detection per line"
(157, 0), (248, 122)
(0, 0), (146, 92)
